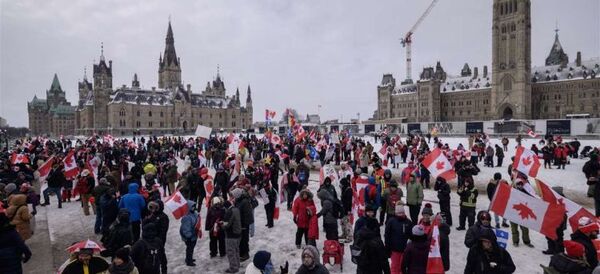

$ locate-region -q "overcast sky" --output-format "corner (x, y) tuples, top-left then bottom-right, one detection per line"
(1, 0), (599, 127)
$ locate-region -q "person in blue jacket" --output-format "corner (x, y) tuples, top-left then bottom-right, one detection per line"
(180, 200), (199, 266)
(119, 183), (146, 242)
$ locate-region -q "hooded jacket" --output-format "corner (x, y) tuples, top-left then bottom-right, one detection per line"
(180, 201), (198, 242)
(142, 200), (169, 246)
(464, 229), (516, 274)
(101, 210), (133, 257)
(296, 245), (329, 274)
(571, 230), (598, 268)
(118, 183), (146, 222)
(356, 226), (390, 274)
(384, 215), (413, 253)
(6, 194), (32, 240)
(317, 189), (337, 225)
(293, 190), (316, 229)
(401, 234), (430, 274)
(131, 222), (163, 274)
(465, 211), (497, 248)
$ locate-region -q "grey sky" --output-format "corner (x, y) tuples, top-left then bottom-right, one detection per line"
(1, 0), (598, 127)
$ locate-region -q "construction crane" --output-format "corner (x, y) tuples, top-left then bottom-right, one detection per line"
(400, 0), (439, 84)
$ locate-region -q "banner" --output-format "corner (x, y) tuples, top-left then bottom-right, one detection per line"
(195, 125), (212, 139)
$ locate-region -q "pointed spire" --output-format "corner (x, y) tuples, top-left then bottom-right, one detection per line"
(216, 64), (221, 80)
(83, 67), (87, 81)
(246, 85), (252, 104)
(100, 42), (105, 62)
(161, 19), (178, 67)
(50, 73), (62, 91)
(132, 73), (140, 88)
(545, 25), (569, 66)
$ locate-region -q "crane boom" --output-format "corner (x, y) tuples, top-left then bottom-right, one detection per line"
(400, 0), (439, 84)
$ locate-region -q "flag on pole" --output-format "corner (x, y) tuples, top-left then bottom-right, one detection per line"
(514, 146), (541, 178)
(490, 182), (566, 240)
(426, 214), (445, 274)
(422, 148), (457, 181)
(536, 179), (596, 231)
(164, 191), (189, 219)
(37, 156), (55, 182)
(63, 150), (79, 179)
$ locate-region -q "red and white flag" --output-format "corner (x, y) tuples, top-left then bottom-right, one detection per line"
(230, 155), (241, 182)
(85, 156), (101, 179)
(422, 148), (457, 181)
(63, 150), (80, 179)
(353, 174), (370, 218)
(527, 130), (538, 138)
(426, 214), (445, 274)
(490, 182), (566, 240)
(537, 179), (596, 231)
(10, 153), (30, 165)
(319, 164), (339, 185)
(203, 174), (214, 207)
(378, 143), (388, 158)
(198, 150), (207, 168)
(164, 191), (189, 220)
(37, 156), (55, 182)
(271, 134), (282, 146)
(514, 146), (541, 178)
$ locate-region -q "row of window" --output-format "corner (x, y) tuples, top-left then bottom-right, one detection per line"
(499, 0), (518, 15)
(121, 109), (238, 120)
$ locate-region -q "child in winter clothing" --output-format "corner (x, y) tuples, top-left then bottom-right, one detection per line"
(179, 200), (199, 266)
(292, 189), (318, 248)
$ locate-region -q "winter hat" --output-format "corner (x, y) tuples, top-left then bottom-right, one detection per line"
(564, 240), (585, 258)
(212, 197), (223, 206)
(395, 204), (405, 216)
(421, 203), (433, 216)
(230, 188), (244, 200)
(493, 172), (502, 180)
(365, 204), (377, 213)
(302, 245), (320, 262)
(4, 183), (17, 194)
(114, 246), (131, 263)
(253, 250), (272, 270)
(578, 217), (600, 234)
(117, 209), (130, 223)
(412, 225), (425, 236)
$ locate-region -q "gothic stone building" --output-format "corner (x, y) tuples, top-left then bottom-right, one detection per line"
(29, 21), (253, 137)
(377, 0), (600, 123)
(27, 74), (77, 136)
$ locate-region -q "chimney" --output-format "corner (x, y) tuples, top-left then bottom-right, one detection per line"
(473, 67), (479, 79)
(576, 51), (582, 67)
(483, 66), (488, 78)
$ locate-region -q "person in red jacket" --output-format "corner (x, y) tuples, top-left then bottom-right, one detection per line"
(292, 189), (317, 249)
(554, 144), (568, 170)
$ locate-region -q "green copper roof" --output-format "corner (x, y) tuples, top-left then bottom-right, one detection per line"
(50, 73), (62, 91)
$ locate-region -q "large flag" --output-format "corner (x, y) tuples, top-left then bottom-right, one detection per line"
(202, 173), (214, 207)
(85, 156), (101, 179)
(270, 134), (282, 146)
(10, 153), (30, 165)
(37, 156), (55, 182)
(378, 143), (388, 158)
(63, 150), (80, 179)
(422, 148), (457, 181)
(353, 174), (370, 218)
(426, 214), (445, 274)
(536, 179), (596, 231)
(514, 146), (541, 178)
(490, 182), (566, 240)
(164, 191), (188, 219)
(230, 155), (241, 182)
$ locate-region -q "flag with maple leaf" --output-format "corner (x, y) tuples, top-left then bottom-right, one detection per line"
(378, 143), (388, 158)
(62, 150), (80, 179)
(37, 156), (55, 183)
(270, 134), (282, 146)
(536, 179), (596, 231)
(426, 214), (445, 274)
(421, 148), (457, 181)
(353, 174), (370, 218)
(490, 182), (566, 240)
(10, 153), (30, 165)
(513, 146), (541, 178)
(164, 191), (189, 219)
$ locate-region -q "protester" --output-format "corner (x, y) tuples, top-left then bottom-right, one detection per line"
(0, 209), (32, 274)
(62, 248), (110, 274)
(486, 174), (509, 228)
(6, 187), (33, 241)
(381, 179), (403, 225)
(108, 247), (139, 274)
(222, 197), (242, 273)
(464, 210), (496, 248)
(384, 203), (413, 274)
(464, 228), (516, 274)
(100, 209), (133, 258)
(180, 200), (199, 266)
(401, 225), (430, 274)
(131, 222), (163, 273)
(571, 217), (599, 268)
(457, 177), (478, 231)
(510, 179), (534, 248)
(355, 215), (390, 274)
(296, 245), (329, 274)
(293, 189), (317, 248)
(406, 173), (424, 225)
(434, 176), (452, 226)
(546, 240), (592, 274)
(119, 183), (146, 242)
(316, 187), (339, 240)
(206, 197), (226, 258)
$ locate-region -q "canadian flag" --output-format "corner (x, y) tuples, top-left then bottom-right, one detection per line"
(309, 130), (318, 143)
(422, 148), (457, 181)
(536, 179), (596, 231)
(103, 134), (114, 145)
(353, 174), (370, 218)
(230, 155), (241, 182)
(85, 156), (101, 179)
(164, 191), (189, 219)
(10, 153), (30, 165)
(514, 146), (541, 178)
(271, 134), (281, 146)
(62, 150), (80, 179)
(202, 174), (214, 207)
(37, 156), (55, 182)
(426, 214), (445, 274)
(378, 143), (388, 157)
(198, 150), (207, 168)
(527, 130), (538, 138)
(490, 182), (566, 240)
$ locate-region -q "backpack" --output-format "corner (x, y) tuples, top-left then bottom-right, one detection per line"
(142, 240), (161, 273)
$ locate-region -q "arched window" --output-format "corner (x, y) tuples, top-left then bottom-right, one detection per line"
(148, 111), (152, 117)
(136, 110), (140, 117)
(503, 77), (512, 91)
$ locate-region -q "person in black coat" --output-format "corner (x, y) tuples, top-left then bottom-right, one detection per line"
(214, 167), (230, 200)
(438, 212), (451, 272)
(464, 210), (496, 249)
(547, 240), (593, 274)
(384, 205), (413, 274)
(231, 188), (253, 261)
(434, 176), (452, 226)
(401, 225), (430, 274)
(100, 188), (119, 237)
(263, 182), (277, 228)
(142, 200), (169, 273)
(464, 228), (516, 274)
(100, 209), (133, 258)
(0, 213), (31, 274)
(62, 248), (109, 274)
(42, 164), (66, 208)
(356, 218), (390, 274)
(131, 222), (164, 274)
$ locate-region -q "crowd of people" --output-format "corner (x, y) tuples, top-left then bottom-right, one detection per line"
(0, 129), (599, 274)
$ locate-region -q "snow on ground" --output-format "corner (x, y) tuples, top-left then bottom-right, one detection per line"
(35, 136), (599, 274)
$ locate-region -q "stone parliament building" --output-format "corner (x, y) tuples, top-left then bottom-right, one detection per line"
(28, 21), (253, 136)
(376, 0), (600, 123)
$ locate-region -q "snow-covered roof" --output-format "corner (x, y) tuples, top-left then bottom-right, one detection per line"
(391, 83), (417, 95)
(532, 57), (600, 83)
(441, 75), (491, 93)
(109, 88), (173, 106)
(190, 94), (232, 108)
